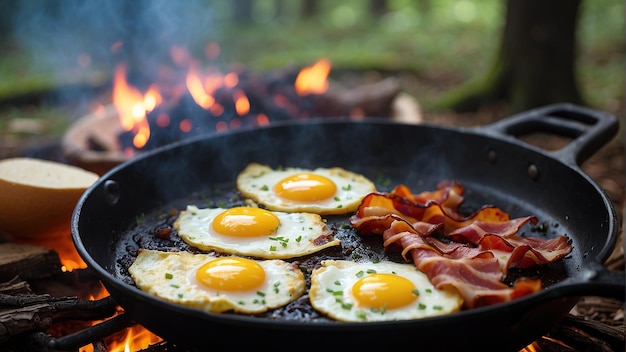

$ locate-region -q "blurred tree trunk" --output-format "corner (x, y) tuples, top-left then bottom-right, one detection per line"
(301, 0), (319, 18)
(438, 0), (584, 114)
(369, 0), (389, 19)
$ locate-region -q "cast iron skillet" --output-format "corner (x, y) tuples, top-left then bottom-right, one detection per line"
(72, 103), (624, 351)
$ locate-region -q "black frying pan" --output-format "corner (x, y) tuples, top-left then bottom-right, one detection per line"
(72, 103), (624, 351)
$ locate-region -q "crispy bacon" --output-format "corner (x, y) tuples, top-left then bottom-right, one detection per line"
(349, 181), (573, 309)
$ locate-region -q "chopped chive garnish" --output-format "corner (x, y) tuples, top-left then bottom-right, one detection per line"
(273, 282), (280, 293)
(165, 273), (173, 279)
(269, 236), (289, 247)
(335, 298), (353, 310)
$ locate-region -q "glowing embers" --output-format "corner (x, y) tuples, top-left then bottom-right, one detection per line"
(115, 53), (333, 153)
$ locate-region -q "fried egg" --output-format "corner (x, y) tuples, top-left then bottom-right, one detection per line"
(236, 163), (376, 215)
(174, 205), (340, 259)
(309, 260), (463, 322)
(128, 249), (306, 314)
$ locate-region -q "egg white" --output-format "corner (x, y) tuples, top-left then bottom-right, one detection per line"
(128, 249), (306, 314)
(174, 205), (340, 259)
(236, 163), (377, 215)
(309, 260), (463, 322)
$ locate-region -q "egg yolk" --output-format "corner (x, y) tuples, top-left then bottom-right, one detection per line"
(274, 173), (337, 202)
(196, 257), (266, 291)
(351, 273), (417, 310)
(212, 207), (280, 237)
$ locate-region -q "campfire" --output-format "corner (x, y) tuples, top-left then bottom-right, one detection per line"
(1, 236), (163, 351)
(61, 48), (414, 175)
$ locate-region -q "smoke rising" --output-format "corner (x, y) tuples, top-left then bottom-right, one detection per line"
(8, 0), (216, 85)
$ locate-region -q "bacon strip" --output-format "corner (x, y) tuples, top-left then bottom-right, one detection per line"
(349, 181), (573, 309)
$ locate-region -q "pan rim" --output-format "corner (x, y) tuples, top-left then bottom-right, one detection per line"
(71, 117), (621, 333)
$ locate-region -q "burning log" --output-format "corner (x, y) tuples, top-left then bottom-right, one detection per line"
(0, 311), (132, 352)
(541, 314), (626, 352)
(0, 277), (32, 296)
(62, 57), (421, 175)
(0, 242), (119, 349)
(307, 76), (401, 118)
(0, 293), (117, 340)
(0, 243), (62, 282)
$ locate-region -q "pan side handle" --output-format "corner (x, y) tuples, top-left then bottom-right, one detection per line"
(479, 103), (619, 167)
(548, 261), (625, 301)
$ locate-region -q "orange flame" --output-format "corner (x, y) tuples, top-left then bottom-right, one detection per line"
(112, 63), (162, 149)
(520, 342), (541, 352)
(295, 58), (331, 95)
(107, 325), (163, 352)
(185, 65), (253, 120)
(233, 89), (250, 116)
(186, 64), (216, 109)
(12, 235), (86, 272)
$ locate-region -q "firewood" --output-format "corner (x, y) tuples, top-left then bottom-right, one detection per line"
(0, 294), (117, 341)
(544, 314), (625, 352)
(308, 77), (401, 118)
(0, 276), (32, 295)
(0, 243), (62, 282)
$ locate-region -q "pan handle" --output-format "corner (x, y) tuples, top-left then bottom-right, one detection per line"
(547, 261), (625, 301)
(478, 103), (619, 167)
